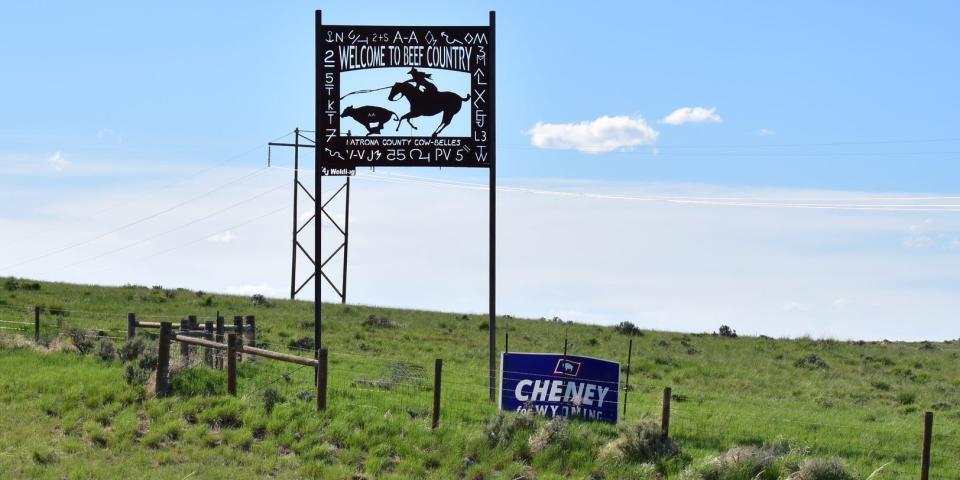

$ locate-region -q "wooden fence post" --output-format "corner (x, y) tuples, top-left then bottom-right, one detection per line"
(317, 348), (328, 411)
(245, 315), (256, 362)
(34, 306), (40, 343)
(215, 315), (225, 369)
(156, 322), (172, 397)
(180, 318), (191, 363)
(233, 316), (244, 363)
(127, 313), (136, 340)
(203, 321), (214, 367)
(661, 387), (672, 438)
(432, 358), (443, 429)
(245, 315), (256, 345)
(921, 411), (933, 480)
(227, 333), (237, 396)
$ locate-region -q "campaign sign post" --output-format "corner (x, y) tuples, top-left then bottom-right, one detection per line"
(499, 352), (620, 424)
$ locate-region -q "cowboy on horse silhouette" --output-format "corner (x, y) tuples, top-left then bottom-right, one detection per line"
(389, 68), (470, 138)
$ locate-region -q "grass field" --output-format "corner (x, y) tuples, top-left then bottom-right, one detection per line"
(1, 277), (958, 479)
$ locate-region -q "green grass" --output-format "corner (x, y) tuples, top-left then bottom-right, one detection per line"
(1, 278), (959, 478)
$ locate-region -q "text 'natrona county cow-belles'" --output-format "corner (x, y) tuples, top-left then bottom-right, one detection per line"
(499, 353), (621, 424)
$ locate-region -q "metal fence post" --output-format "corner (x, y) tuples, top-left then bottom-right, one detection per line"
(432, 358), (443, 429)
(661, 387), (672, 438)
(34, 306), (40, 343)
(156, 322), (172, 397)
(921, 411), (933, 480)
(227, 333), (237, 396)
(127, 312), (136, 340)
(623, 338), (633, 418)
(317, 348), (328, 411)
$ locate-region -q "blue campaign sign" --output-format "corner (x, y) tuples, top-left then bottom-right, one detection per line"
(499, 352), (621, 424)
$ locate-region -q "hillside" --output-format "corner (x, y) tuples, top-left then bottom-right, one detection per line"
(0, 278), (958, 479)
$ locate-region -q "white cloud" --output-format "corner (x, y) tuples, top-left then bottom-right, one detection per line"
(951, 238), (960, 250)
(759, 128), (776, 136)
(903, 219), (946, 250)
(525, 115), (659, 153)
(661, 106), (722, 126)
(47, 152), (69, 171)
(207, 231), (236, 243)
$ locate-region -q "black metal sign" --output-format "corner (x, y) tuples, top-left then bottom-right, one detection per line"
(318, 23), (493, 170)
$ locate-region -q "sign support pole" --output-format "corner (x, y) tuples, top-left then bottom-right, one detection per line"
(314, 10), (324, 366)
(341, 177), (350, 304)
(290, 128), (300, 299)
(487, 10), (497, 403)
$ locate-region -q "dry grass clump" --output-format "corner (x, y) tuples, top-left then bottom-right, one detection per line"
(528, 416), (569, 453)
(364, 314), (402, 329)
(599, 418), (681, 463)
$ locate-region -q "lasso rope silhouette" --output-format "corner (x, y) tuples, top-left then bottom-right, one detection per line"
(339, 85), (393, 100)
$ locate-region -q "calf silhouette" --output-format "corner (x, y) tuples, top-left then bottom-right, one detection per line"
(341, 105), (398, 136)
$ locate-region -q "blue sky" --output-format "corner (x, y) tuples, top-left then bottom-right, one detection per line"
(4, 1), (959, 190)
(3, 1), (960, 340)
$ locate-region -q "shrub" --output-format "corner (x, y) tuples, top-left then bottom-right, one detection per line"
(478, 321), (489, 330)
(119, 337), (151, 362)
(615, 321), (644, 336)
(67, 328), (95, 354)
(717, 325), (737, 338)
(792, 458), (853, 480)
(482, 412), (536, 447)
(124, 364), (151, 386)
(528, 416), (569, 454)
(602, 419), (681, 463)
(870, 380), (890, 391)
(4, 277), (41, 291)
(251, 294), (272, 307)
(794, 354), (830, 370)
(364, 314), (401, 329)
(288, 336), (315, 351)
(96, 339), (116, 361)
(262, 387), (284, 414)
(896, 390), (916, 406)
(31, 446), (57, 465)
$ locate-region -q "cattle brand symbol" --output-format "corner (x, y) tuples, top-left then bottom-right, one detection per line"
(319, 22), (493, 170)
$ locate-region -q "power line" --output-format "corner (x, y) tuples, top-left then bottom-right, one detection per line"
(504, 145), (960, 157)
(503, 135), (960, 150)
(87, 205), (290, 275)
(37, 182), (289, 276)
(356, 172), (960, 212)
(0, 130), (294, 251)
(1, 167), (273, 271)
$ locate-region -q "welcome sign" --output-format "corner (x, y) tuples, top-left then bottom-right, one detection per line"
(317, 19), (494, 173)
(499, 352), (621, 424)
